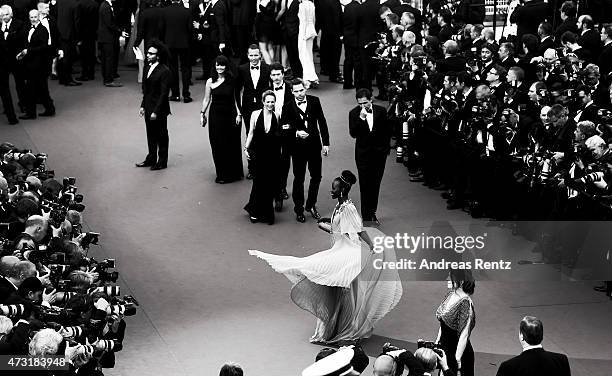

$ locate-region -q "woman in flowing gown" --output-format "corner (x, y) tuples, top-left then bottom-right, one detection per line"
(297, 0), (319, 87)
(249, 170), (403, 344)
(435, 269), (476, 376)
(244, 90), (282, 225)
(200, 55), (244, 184)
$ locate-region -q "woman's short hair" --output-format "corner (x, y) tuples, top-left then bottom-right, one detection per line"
(414, 348), (437, 371)
(29, 329), (63, 357)
(219, 362), (243, 376)
(0, 316), (14, 335)
(261, 90), (276, 102)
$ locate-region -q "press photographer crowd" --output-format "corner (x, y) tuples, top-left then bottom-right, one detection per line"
(0, 142), (138, 375)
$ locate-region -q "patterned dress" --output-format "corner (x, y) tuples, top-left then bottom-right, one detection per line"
(249, 199), (403, 344)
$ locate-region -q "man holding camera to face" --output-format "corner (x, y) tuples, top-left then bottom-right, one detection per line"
(377, 342), (456, 376)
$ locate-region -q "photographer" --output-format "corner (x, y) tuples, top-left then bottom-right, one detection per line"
(379, 343), (457, 376)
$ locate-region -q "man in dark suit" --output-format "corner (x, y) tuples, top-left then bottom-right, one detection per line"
(574, 85), (599, 123)
(281, 0), (301, 78)
(97, 0), (123, 87)
(0, 23), (18, 124)
(599, 24), (612, 78)
(387, 0), (422, 30)
(318, 0), (343, 83)
(496, 316), (571, 376)
(228, 0), (254, 64)
(163, 0), (193, 102)
(137, 39), (171, 171)
(349, 88), (390, 224)
(235, 44), (271, 179)
(281, 78), (329, 223)
(356, 0), (383, 91)
(437, 40), (467, 74)
(56, 0), (81, 86)
(2, 5), (26, 114)
(75, 0), (98, 81)
(342, 0), (359, 90)
(205, 0), (228, 56)
(537, 21), (555, 56)
(18, 9), (54, 119)
(510, 0), (550, 49)
(270, 63), (293, 209)
(554, 1), (577, 44)
(577, 15), (601, 59)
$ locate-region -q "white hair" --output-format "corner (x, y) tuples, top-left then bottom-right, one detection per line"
(29, 329), (63, 357)
(0, 316), (14, 335)
(1, 5), (13, 15)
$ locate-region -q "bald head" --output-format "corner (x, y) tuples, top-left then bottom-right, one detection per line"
(373, 355), (396, 376)
(0, 256), (20, 276)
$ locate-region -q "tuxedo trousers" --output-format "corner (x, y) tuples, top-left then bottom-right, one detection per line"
(0, 70), (17, 122)
(292, 147), (322, 213)
(320, 31), (341, 78)
(356, 151), (387, 219)
(79, 38), (97, 79)
(343, 44), (360, 87)
(24, 73), (54, 116)
(144, 114), (169, 165)
(58, 38), (76, 84)
(284, 32), (302, 77)
(100, 40), (119, 83)
(168, 48), (191, 98)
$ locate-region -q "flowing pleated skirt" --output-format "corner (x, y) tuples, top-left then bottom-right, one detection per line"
(249, 227), (403, 344)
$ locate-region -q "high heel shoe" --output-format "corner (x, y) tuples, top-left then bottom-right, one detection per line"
(249, 216), (258, 223)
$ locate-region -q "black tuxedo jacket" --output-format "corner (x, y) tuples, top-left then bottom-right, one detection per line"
(538, 36), (554, 56)
(510, 0), (550, 41)
(162, 3), (192, 49)
(57, 0), (79, 41)
(496, 348), (571, 376)
(0, 277), (17, 303)
(97, 1), (120, 43)
(205, 0), (228, 44)
(349, 104), (391, 158)
(22, 23), (51, 72)
(317, 0), (342, 35)
(281, 95), (329, 151)
(437, 55), (467, 74)
(342, 0), (359, 47)
(141, 63), (171, 117)
(3, 19), (25, 64)
(575, 102), (599, 123)
(554, 18), (577, 43)
(229, 0), (255, 26)
(578, 29), (601, 58)
(598, 43), (612, 77)
(135, 7), (163, 47)
(357, 0), (383, 47)
(283, 0), (299, 37)
(76, 0), (99, 41)
(235, 62), (271, 113)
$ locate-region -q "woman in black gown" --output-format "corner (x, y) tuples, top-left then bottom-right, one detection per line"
(435, 268), (476, 376)
(200, 56), (244, 183)
(244, 90), (282, 224)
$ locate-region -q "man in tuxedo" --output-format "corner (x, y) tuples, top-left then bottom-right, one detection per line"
(2, 5), (26, 115)
(554, 1), (577, 44)
(599, 24), (612, 78)
(205, 0), (228, 56)
(342, 0), (359, 90)
(281, 0), (301, 78)
(537, 22), (554, 56)
(270, 63), (293, 209)
(163, 0), (193, 103)
(496, 316), (571, 376)
(318, 0), (343, 83)
(437, 40), (466, 74)
(228, 0), (254, 64)
(235, 44), (271, 179)
(18, 9), (54, 119)
(356, 0), (382, 91)
(0, 6), (19, 124)
(56, 0), (81, 86)
(98, 0), (123, 87)
(281, 78), (329, 223)
(137, 39), (171, 171)
(75, 0), (99, 81)
(349, 88), (390, 224)
(0, 260), (36, 303)
(574, 85), (599, 123)
(510, 0), (550, 50)
(577, 15), (601, 59)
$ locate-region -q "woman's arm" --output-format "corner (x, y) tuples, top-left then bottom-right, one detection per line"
(455, 305), (473, 369)
(245, 112), (258, 150)
(200, 79), (212, 126)
(276, 0), (286, 21)
(358, 230), (374, 251)
(234, 87), (243, 126)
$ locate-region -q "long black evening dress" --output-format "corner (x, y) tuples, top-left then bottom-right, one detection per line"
(208, 78), (244, 182)
(244, 109), (281, 223)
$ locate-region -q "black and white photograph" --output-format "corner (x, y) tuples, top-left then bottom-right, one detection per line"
(1, 0), (612, 374)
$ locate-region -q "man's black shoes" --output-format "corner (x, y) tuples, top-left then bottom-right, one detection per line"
(135, 161), (154, 168)
(19, 114), (36, 120)
(306, 206), (321, 220)
(150, 163), (167, 170)
(39, 110), (55, 117)
(296, 213), (306, 223)
(183, 97), (193, 103)
(169, 96), (181, 102)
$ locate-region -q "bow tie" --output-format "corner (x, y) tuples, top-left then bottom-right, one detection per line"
(274, 85), (283, 91)
(297, 100), (306, 105)
(31, 24), (36, 29)
(365, 108), (372, 113)
(250, 65), (259, 70)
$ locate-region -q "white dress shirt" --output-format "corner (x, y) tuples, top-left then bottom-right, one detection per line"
(2, 19), (11, 40)
(365, 109), (373, 131)
(27, 24), (37, 43)
(250, 62), (261, 88)
(147, 62), (159, 79)
(273, 83), (286, 118)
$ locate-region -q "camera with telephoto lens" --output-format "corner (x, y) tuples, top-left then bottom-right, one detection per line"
(0, 304), (28, 318)
(417, 339), (444, 357)
(84, 257), (118, 282)
(598, 109), (612, 123)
